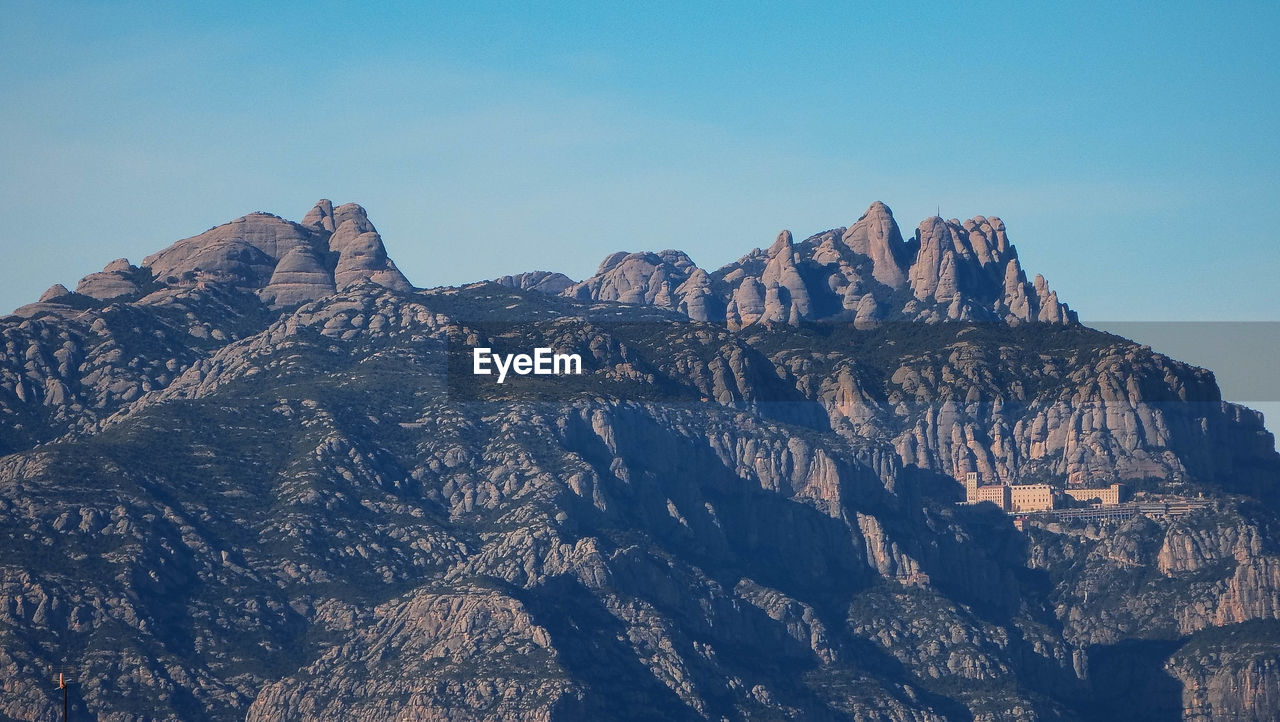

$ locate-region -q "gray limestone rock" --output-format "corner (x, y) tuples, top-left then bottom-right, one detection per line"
(494, 271), (576, 295)
(559, 200), (1079, 329)
(760, 230), (813, 325)
(301, 198), (337, 232)
(1035, 273), (1067, 323)
(260, 247), (338, 307)
(934, 250), (959, 304)
(853, 294), (881, 329)
(909, 217), (954, 303)
(332, 227), (413, 291)
(842, 201), (908, 288)
(130, 202), (414, 309)
(1002, 258), (1033, 322)
(38, 284), (71, 303)
(75, 261), (143, 301)
(564, 250), (698, 307)
(730, 276), (767, 327)
(143, 213), (314, 287)
(673, 267), (722, 322)
(331, 202), (376, 235)
(147, 237), (277, 289)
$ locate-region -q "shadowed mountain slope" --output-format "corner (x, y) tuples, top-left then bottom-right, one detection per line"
(0, 202), (1276, 720)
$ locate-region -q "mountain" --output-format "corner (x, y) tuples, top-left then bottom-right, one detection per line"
(0, 201), (1277, 721)
(559, 202), (1075, 328)
(29, 200), (410, 314)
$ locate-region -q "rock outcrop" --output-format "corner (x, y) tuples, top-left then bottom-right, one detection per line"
(1168, 629), (1280, 722)
(74, 258), (144, 300)
(567, 201), (1077, 328)
(495, 271), (576, 295)
(144, 213), (307, 289)
(0, 199), (419, 450)
(565, 249), (697, 305)
(324, 203), (413, 292)
(841, 200), (909, 288)
(146, 201), (411, 306)
(37, 284), (71, 303)
(52, 200), (417, 310)
(260, 247), (337, 307)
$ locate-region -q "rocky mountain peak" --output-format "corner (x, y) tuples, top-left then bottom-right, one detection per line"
(301, 198), (336, 231)
(331, 202), (377, 237)
(655, 248), (697, 271)
(564, 248), (700, 308)
(37, 283), (71, 303)
(909, 216), (959, 302)
(493, 271), (576, 294)
(595, 251), (631, 275)
(74, 258), (145, 301)
(561, 202), (1076, 328)
(842, 201), (908, 288)
(769, 229), (794, 255)
(16, 201), (415, 313)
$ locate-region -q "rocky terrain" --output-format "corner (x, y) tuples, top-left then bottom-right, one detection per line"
(0, 201), (1276, 720)
(560, 202), (1075, 328)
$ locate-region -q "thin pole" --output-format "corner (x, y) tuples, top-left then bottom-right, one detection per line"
(60, 672), (68, 721)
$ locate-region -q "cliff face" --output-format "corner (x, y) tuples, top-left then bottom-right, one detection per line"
(1168, 623), (1280, 722)
(781, 325), (1275, 491)
(0, 202), (1277, 720)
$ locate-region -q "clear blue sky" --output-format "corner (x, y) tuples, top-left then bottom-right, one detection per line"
(2, 1), (1278, 325)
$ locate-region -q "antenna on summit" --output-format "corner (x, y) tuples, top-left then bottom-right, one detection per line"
(53, 665), (75, 721)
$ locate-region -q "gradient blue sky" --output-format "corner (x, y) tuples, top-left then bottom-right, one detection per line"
(2, 2), (1278, 322)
